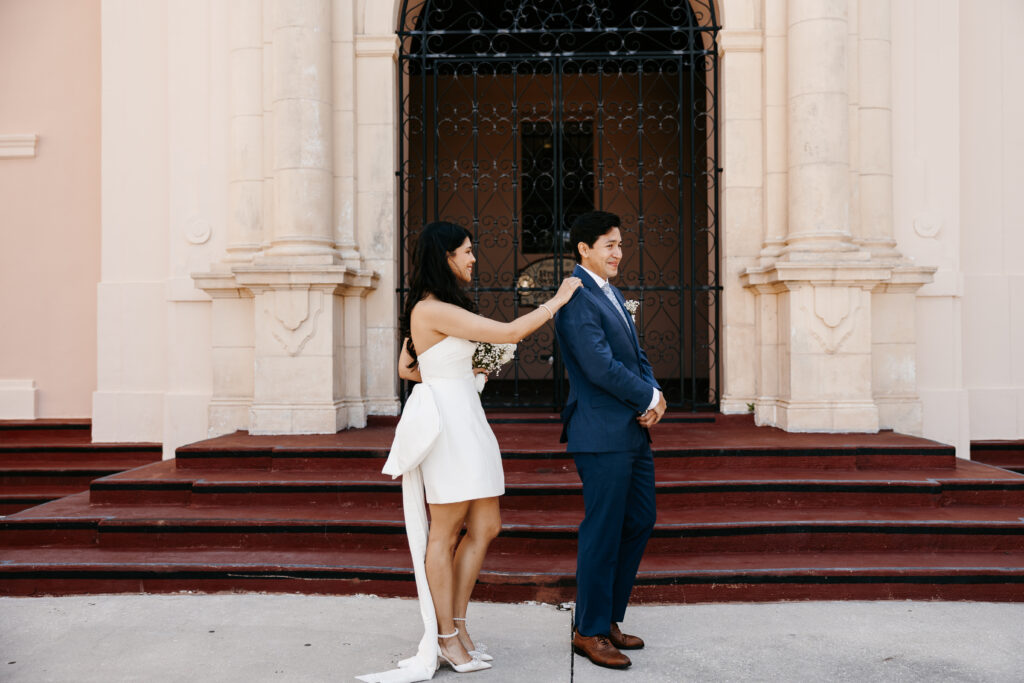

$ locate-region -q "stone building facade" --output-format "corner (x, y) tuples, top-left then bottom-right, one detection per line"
(1, 0), (1022, 458)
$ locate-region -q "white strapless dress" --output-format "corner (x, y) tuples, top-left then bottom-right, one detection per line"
(357, 336), (504, 682)
(416, 336), (504, 503)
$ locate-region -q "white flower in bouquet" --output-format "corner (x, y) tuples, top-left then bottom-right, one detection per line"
(472, 342), (516, 393)
(623, 299), (639, 323)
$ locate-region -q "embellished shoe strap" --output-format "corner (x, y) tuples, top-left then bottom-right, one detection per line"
(437, 628), (460, 639)
(452, 617), (466, 622)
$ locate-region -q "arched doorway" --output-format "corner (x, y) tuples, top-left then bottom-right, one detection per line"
(397, 0), (721, 411)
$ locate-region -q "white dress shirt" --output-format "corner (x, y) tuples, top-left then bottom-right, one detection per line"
(577, 265), (661, 413)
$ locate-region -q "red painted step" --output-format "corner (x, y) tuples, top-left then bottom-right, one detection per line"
(85, 457), (1024, 510)
(0, 421), (161, 515)
(972, 440), (1024, 475)
(1, 544), (1022, 602)
(3, 414), (1023, 601)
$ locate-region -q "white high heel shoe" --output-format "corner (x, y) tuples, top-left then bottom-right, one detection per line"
(453, 617), (494, 662)
(437, 628), (492, 673)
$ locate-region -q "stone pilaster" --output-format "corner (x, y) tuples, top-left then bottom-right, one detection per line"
(226, 0), (263, 263)
(190, 273), (254, 435)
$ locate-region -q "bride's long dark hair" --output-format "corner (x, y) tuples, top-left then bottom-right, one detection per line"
(399, 221), (476, 368)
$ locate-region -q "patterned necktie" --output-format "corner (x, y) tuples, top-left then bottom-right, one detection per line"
(601, 283), (630, 327)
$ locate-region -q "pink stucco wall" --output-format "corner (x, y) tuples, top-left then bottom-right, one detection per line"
(0, 0), (101, 417)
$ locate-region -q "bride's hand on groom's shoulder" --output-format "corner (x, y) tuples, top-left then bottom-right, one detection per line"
(555, 276), (583, 304)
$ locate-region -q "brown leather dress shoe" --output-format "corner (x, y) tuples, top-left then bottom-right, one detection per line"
(572, 628), (631, 669)
(610, 622), (645, 650)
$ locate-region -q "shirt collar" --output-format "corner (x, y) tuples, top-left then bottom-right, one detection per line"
(578, 264), (609, 289)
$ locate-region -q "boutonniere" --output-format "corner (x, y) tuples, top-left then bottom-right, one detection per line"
(623, 299), (639, 323)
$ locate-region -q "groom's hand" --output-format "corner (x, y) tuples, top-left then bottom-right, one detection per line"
(637, 391), (667, 427)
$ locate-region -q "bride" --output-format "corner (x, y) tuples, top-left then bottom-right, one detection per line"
(369, 221), (580, 679)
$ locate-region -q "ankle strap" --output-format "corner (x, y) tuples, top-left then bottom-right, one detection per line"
(437, 628), (460, 639)
(452, 617), (466, 622)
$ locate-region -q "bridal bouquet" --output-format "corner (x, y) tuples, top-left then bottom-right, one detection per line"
(472, 342), (516, 393)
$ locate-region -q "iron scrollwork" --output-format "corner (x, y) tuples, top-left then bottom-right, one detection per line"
(398, 0), (721, 410)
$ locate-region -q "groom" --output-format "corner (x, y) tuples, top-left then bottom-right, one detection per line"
(554, 211), (666, 670)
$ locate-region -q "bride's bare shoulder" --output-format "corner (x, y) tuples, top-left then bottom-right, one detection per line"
(412, 297), (463, 318)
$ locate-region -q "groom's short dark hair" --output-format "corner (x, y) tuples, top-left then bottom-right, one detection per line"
(570, 211), (620, 262)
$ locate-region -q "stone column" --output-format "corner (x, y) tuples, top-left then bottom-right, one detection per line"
(784, 0), (858, 257)
(226, 0), (263, 263)
(261, 0), (337, 263)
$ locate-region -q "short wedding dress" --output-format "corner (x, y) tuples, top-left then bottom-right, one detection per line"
(416, 336), (504, 503)
(357, 336), (504, 682)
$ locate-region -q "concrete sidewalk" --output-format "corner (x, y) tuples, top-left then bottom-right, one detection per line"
(1, 595), (1021, 682)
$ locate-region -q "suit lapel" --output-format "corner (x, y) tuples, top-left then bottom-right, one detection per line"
(574, 265), (637, 348)
(609, 284), (643, 350)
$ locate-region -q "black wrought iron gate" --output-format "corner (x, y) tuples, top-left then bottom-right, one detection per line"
(397, 0), (721, 411)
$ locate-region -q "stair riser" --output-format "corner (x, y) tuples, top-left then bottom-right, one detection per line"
(0, 426), (91, 441)
(0, 527), (98, 547)
(96, 529), (410, 551)
(0, 453), (159, 467)
(644, 532), (1024, 554)
(0, 500), (60, 516)
(84, 485), (1024, 509)
(1, 473), (116, 489)
(494, 532), (1024, 554)
(90, 488), (193, 506)
(8, 523), (1021, 554)
(172, 452), (956, 472)
(2, 573), (1022, 603)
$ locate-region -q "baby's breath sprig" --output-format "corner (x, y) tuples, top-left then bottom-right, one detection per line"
(623, 299), (639, 323)
(472, 342), (517, 393)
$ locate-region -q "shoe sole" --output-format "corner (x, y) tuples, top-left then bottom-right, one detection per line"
(572, 644), (631, 669)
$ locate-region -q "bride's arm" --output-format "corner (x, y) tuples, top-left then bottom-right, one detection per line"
(398, 338), (423, 382)
(421, 277), (582, 345)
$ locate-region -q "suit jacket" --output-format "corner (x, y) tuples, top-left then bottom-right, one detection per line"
(554, 264), (661, 453)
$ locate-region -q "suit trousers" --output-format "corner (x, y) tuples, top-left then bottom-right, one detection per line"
(572, 444), (656, 636)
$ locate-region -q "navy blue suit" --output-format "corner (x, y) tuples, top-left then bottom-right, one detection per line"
(554, 264), (659, 636)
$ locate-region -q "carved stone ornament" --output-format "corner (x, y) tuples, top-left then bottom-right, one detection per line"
(805, 287), (860, 355)
(265, 288), (323, 356)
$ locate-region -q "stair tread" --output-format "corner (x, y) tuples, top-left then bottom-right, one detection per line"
(177, 418), (952, 455)
(95, 458), (1022, 488)
(3, 546), (1024, 575)
(7, 492), (1024, 527)
(0, 443), (160, 452)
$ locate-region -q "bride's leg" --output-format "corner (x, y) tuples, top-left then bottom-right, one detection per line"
(452, 496), (502, 652)
(426, 500), (473, 665)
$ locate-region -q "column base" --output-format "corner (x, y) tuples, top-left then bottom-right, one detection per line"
(209, 399), (251, 437)
(720, 397), (756, 415)
(876, 396), (923, 435)
(249, 399), (371, 434)
(250, 402), (348, 435)
(758, 399), (879, 433)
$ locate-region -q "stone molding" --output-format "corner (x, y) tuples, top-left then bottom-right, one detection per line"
(0, 134), (38, 158)
(354, 34), (399, 59)
(0, 379), (37, 419)
(718, 30), (763, 54)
